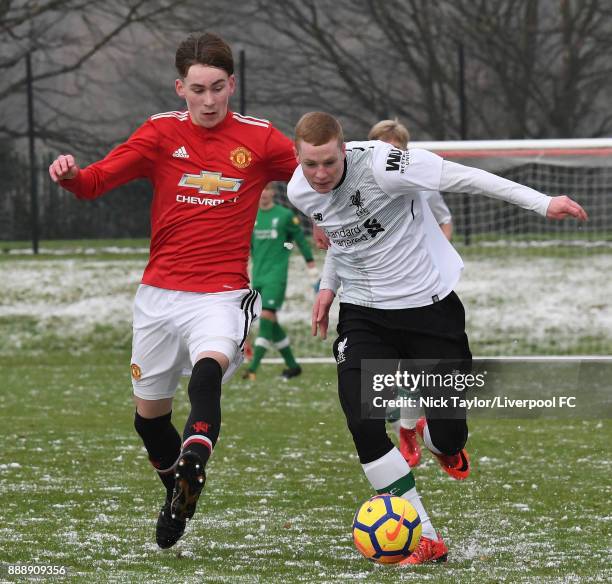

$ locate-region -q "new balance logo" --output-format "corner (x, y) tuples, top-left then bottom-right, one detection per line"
(172, 146), (189, 159)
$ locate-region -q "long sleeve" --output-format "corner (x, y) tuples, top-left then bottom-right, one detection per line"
(59, 120), (158, 200)
(373, 144), (551, 217)
(320, 246), (341, 294)
(423, 191), (452, 224)
(439, 160), (551, 216)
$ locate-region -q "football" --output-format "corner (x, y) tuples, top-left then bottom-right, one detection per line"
(352, 494), (422, 564)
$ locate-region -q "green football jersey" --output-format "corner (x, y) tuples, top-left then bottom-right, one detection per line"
(251, 204), (313, 285)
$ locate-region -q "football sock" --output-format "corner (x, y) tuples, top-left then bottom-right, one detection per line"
(249, 317), (274, 372)
(422, 421), (443, 455)
(399, 385), (420, 429)
(362, 447), (437, 540)
(182, 357), (223, 466)
(399, 409), (419, 430)
(272, 322), (299, 369)
(134, 411), (181, 496)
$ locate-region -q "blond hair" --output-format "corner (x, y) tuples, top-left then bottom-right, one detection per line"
(368, 119), (410, 149)
(295, 112), (344, 148)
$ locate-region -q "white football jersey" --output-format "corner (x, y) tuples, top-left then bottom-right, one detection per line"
(288, 140), (550, 309)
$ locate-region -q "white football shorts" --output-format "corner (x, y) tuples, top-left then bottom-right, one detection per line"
(130, 284), (261, 400)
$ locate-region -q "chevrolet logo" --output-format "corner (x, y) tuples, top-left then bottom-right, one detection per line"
(178, 171), (243, 195)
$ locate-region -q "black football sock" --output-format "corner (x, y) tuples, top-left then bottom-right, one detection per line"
(134, 411), (182, 496)
(182, 357), (223, 466)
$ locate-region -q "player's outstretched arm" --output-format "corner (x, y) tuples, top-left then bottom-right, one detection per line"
(49, 154), (80, 183)
(546, 195), (588, 221)
(312, 289), (335, 340)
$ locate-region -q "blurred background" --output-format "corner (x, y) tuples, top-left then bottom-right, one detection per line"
(1, 0), (611, 356)
(2, 0), (612, 239)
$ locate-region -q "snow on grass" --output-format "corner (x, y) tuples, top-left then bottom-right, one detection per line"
(5, 246), (150, 255)
(456, 254), (612, 352)
(1, 251), (611, 356)
(287, 252), (612, 354)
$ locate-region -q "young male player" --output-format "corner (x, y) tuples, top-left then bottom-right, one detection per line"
(287, 112), (587, 565)
(244, 182), (318, 380)
(368, 118), (454, 468)
(48, 33), (296, 549)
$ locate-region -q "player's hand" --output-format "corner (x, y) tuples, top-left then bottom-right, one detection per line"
(49, 154), (80, 183)
(546, 196), (588, 221)
(312, 224), (330, 250)
(312, 289), (335, 340)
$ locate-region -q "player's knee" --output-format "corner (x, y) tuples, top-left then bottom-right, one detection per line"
(428, 418), (468, 455)
(340, 395), (393, 462)
(260, 309), (277, 321)
(188, 357), (223, 397)
(350, 421), (395, 464)
(134, 410), (171, 440)
(338, 369), (394, 462)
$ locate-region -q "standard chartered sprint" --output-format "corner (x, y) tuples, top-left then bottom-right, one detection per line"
(328, 225), (368, 248)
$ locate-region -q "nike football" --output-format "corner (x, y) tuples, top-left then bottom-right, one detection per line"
(352, 494), (421, 564)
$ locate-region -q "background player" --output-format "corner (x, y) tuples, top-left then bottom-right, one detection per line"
(48, 32), (296, 549)
(368, 119), (453, 240)
(288, 112), (587, 565)
(244, 182), (318, 380)
(368, 118), (454, 468)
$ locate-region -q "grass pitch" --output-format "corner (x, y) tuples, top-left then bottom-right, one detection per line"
(0, 242), (610, 582)
(1, 353), (610, 583)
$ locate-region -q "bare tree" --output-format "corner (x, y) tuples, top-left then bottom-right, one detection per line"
(0, 0), (208, 156)
(447, 0), (612, 138)
(236, 0), (612, 140)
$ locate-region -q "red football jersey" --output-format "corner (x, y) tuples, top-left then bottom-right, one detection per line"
(60, 110), (297, 292)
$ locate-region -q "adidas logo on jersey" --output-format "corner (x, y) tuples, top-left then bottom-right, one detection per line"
(172, 146), (189, 159)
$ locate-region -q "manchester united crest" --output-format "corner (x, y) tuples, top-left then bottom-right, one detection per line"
(131, 363), (142, 381)
(230, 146), (252, 169)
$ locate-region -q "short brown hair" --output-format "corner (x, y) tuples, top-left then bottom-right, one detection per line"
(175, 33), (234, 78)
(368, 119), (410, 149)
(295, 112), (344, 148)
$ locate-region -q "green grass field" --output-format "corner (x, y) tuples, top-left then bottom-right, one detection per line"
(1, 352), (610, 583)
(0, 241), (610, 582)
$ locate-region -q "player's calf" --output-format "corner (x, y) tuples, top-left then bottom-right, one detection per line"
(134, 411), (182, 496)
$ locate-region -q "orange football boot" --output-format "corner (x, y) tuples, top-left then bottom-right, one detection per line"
(399, 427), (421, 468)
(416, 417), (470, 480)
(400, 532), (448, 565)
